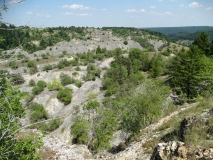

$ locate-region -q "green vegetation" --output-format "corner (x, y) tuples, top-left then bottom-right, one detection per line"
(27, 60), (38, 74)
(29, 79), (36, 86)
(60, 73), (76, 86)
(32, 80), (47, 95)
(0, 71), (42, 159)
(83, 63), (101, 81)
(47, 78), (63, 91)
(57, 88), (73, 105)
(29, 103), (48, 123)
(71, 117), (90, 144)
(8, 73), (25, 85)
(168, 32), (213, 99)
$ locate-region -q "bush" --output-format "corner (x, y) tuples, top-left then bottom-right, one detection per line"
(74, 81), (83, 88)
(37, 80), (47, 88)
(45, 119), (62, 132)
(83, 100), (100, 110)
(9, 61), (18, 69)
(60, 73), (76, 86)
(123, 41), (128, 45)
(43, 64), (53, 71)
(32, 86), (44, 95)
(29, 103), (48, 123)
(9, 73), (25, 85)
(47, 78), (63, 91)
(71, 117), (90, 144)
(32, 80), (46, 95)
(29, 79), (36, 86)
(57, 88), (73, 105)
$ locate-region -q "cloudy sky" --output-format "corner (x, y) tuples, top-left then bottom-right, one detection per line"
(2, 0), (213, 28)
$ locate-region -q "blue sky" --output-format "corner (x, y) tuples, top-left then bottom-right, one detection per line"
(2, 0), (213, 28)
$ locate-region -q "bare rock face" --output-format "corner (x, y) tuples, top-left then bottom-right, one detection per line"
(151, 141), (185, 160)
(40, 135), (93, 160)
(151, 141), (213, 160)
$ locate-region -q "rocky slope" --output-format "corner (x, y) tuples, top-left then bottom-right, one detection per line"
(3, 28), (208, 160)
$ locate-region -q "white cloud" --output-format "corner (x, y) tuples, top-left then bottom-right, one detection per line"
(62, 4), (90, 10)
(78, 13), (90, 16)
(206, 7), (212, 11)
(179, 4), (184, 7)
(150, 6), (156, 9)
(102, 8), (107, 11)
(149, 11), (173, 16)
(189, 2), (202, 8)
(126, 9), (145, 13)
(65, 12), (74, 15)
(126, 9), (137, 12)
(164, 11), (172, 15)
(46, 15), (50, 18)
(9, 0), (23, 5)
(26, 11), (33, 14)
(158, 0), (163, 2)
(139, 9), (146, 12)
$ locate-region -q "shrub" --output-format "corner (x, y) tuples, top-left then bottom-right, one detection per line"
(29, 103), (48, 123)
(83, 100), (100, 110)
(60, 73), (76, 86)
(45, 119), (62, 132)
(32, 80), (46, 95)
(29, 79), (36, 86)
(47, 78), (63, 91)
(37, 80), (47, 88)
(74, 81), (83, 88)
(43, 64), (53, 71)
(9, 73), (25, 85)
(9, 61), (18, 69)
(57, 88), (73, 105)
(123, 40), (128, 45)
(71, 117), (90, 144)
(32, 86), (44, 95)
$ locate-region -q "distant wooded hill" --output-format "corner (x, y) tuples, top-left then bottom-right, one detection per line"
(141, 26), (213, 42)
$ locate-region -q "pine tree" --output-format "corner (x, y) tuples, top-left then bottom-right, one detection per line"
(169, 46), (206, 98)
(192, 31), (209, 55)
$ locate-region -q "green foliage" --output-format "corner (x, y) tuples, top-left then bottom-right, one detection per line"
(27, 61), (38, 74)
(74, 80), (83, 88)
(132, 37), (155, 51)
(29, 79), (36, 86)
(43, 64), (53, 71)
(149, 54), (164, 78)
(9, 61), (18, 69)
(90, 109), (118, 152)
(83, 64), (101, 81)
(168, 46), (213, 99)
(57, 59), (71, 69)
(83, 100), (100, 110)
(29, 103), (48, 123)
(71, 117), (90, 145)
(0, 71), (42, 159)
(102, 48), (147, 96)
(60, 73), (76, 86)
(13, 134), (43, 160)
(37, 80), (47, 88)
(47, 78), (63, 91)
(123, 40), (128, 45)
(192, 31), (209, 55)
(8, 73), (25, 85)
(31, 118), (62, 132)
(32, 80), (46, 95)
(87, 92), (97, 100)
(96, 46), (102, 54)
(57, 88), (73, 105)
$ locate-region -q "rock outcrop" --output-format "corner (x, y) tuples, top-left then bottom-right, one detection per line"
(151, 141), (213, 160)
